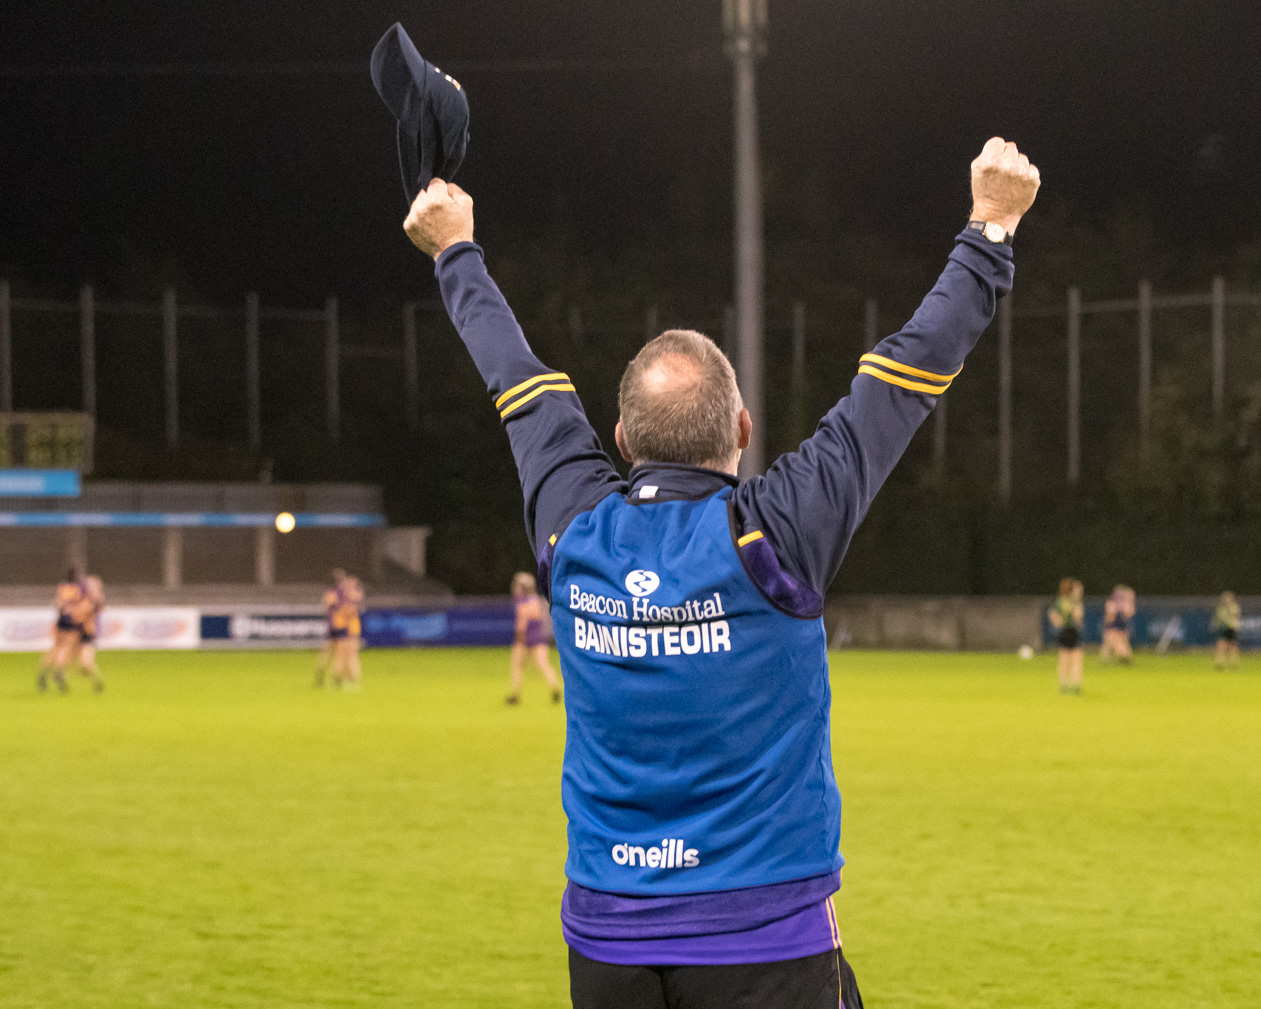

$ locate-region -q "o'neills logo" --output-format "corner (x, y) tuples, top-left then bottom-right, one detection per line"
(611, 839), (699, 870)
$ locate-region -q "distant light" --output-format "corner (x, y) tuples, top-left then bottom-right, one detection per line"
(275, 512), (296, 534)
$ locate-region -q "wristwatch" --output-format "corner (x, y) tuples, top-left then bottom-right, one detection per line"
(967, 220), (1013, 245)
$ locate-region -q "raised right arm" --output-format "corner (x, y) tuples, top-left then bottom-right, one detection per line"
(407, 180), (625, 558)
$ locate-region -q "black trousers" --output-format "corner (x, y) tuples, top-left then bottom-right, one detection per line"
(570, 947), (865, 1009)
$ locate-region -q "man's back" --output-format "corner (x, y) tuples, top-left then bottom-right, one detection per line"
(554, 481), (839, 896)
(400, 135), (1040, 1006)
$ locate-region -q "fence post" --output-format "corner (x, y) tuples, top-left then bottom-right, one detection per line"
(162, 527), (183, 590)
(163, 287), (178, 448)
(644, 304), (659, 344)
(791, 301), (806, 446)
(997, 295), (1013, 504)
(864, 299), (879, 352)
(66, 527), (88, 574)
(1211, 276), (1226, 418)
(1067, 286), (1081, 486)
(933, 392), (947, 482)
(255, 525), (275, 588)
(245, 292), (261, 449)
(1138, 280), (1152, 451)
(403, 301), (420, 433)
(0, 279), (10, 412)
(80, 285), (96, 418)
(325, 296), (340, 444)
(723, 304), (737, 363)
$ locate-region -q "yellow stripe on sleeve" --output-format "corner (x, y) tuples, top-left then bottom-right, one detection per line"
(737, 530), (765, 547)
(859, 353), (961, 384)
(499, 382), (577, 418)
(857, 365), (951, 396)
(495, 372), (571, 409)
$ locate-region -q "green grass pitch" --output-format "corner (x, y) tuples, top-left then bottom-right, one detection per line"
(1, 649), (1258, 1008)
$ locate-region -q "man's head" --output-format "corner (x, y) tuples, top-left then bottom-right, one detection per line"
(615, 330), (752, 474)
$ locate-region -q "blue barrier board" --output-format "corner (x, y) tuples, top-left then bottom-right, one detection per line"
(362, 605), (518, 647)
(0, 470), (81, 497)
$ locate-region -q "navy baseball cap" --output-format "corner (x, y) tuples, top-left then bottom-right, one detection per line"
(370, 22), (470, 203)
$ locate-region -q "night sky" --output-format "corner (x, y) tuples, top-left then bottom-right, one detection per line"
(3, 1), (1260, 307)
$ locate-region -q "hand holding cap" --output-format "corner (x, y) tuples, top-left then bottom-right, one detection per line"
(404, 178), (475, 261)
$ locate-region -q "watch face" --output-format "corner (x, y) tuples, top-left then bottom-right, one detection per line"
(984, 221), (1007, 243)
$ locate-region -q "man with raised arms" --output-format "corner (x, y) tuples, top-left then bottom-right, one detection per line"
(403, 137), (1040, 1008)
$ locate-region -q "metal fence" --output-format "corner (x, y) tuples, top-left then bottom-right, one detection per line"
(0, 280), (437, 449)
(3, 276), (1260, 500)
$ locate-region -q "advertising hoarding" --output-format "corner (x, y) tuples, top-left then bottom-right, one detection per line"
(0, 607), (199, 652)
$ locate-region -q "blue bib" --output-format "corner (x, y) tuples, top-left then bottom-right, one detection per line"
(551, 487), (843, 895)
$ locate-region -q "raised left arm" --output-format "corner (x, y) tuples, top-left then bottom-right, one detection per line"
(733, 139), (1040, 596)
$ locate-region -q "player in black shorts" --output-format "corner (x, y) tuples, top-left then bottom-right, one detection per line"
(38, 570), (88, 693)
(1213, 591), (1241, 670)
(1048, 578), (1085, 694)
(1100, 584), (1135, 665)
(71, 575), (106, 692)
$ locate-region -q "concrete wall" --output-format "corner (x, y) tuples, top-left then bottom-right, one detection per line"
(0, 527), (378, 587)
(0, 528), (74, 584)
(825, 596), (1046, 652)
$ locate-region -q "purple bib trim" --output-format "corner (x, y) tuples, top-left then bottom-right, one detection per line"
(561, 872), (841, 966)
(736, 535), (824, 619)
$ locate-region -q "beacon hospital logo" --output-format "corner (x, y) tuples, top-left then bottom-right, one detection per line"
(624, 569), (660, 597)
(611, 838), (700, 870)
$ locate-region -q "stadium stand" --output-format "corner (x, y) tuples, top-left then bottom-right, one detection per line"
(0, 481), (448, 605)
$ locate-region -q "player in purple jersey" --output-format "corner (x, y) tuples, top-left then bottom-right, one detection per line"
(69, 575), (106, 692)
(315, 568), (346, 687)
(507, 572), (561, 705)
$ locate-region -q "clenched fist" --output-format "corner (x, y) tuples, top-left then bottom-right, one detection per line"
(970, 137), (1040, 235)
(404, 178), (475, 260)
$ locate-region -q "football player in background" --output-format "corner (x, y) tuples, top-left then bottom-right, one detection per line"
(1100, 584), (1135, 664)
(507, 571), (561, 706)
(315, 568), (346, 687)
(1048, 578), (1085, 693)
(1212, 591), (1241, 670)
(71, 575), (106, 692)
(37, 570), (86, 693)
(329, 574), (364, 690)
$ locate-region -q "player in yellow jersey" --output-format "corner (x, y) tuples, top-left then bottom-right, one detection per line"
(38, 570), (89, 693)
(329, 574), (364, 690)
(315, 569), (346, 687)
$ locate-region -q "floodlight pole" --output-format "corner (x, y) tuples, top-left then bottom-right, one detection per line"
(725, 0), (767, 477)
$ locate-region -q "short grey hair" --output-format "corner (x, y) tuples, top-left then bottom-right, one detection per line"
(618, 329), (742, 467)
